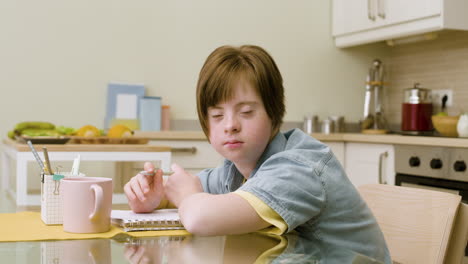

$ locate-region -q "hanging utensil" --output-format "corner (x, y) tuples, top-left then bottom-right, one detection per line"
(361, 70), (374, 130)
(362, 59), (388, 134)
(372, 59), (383, 115)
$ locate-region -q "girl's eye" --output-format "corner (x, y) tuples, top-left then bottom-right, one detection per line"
(211, 114), (223, 118)
(241, 111), (253, 115)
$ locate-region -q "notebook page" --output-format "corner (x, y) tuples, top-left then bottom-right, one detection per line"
(111, 209), (180, 221)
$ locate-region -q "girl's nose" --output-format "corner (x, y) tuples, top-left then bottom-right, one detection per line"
(224, 115), (240, 133)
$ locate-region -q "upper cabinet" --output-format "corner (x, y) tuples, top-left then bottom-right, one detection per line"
(332, 0), (468, 47)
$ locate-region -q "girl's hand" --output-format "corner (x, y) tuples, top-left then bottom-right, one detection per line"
(165, 163), (204, 207)
(124, 162), (164, 213)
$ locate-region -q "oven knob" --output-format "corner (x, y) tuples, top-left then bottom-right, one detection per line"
(409, 156), (420, 167)
(430, 159), (443, 169)
(454, 161), (467, 172)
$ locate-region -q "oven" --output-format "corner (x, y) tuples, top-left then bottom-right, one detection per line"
(395, 145), (468, 256)
(395, 145), (468, 203)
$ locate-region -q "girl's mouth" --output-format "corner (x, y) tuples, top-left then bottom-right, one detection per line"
(225, 141), (243, 148)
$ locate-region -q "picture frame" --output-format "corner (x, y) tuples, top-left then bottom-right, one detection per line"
(105, 83), (145, 129)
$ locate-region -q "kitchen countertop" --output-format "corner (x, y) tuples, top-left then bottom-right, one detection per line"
(2, 138), (171, 152)
(135, 130), (468, 148)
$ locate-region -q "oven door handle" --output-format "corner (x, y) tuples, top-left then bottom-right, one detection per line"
(379, 151), (389, 184)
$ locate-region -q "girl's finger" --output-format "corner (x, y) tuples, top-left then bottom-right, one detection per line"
(124, 183), (136, 201)
(152, 169), (164, 192)
(143, 162), (155, 172)
(130, 178), (146, 201)
(137, 174), (152, 193)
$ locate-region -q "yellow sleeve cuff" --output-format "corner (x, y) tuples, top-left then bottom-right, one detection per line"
(155, 198), (168, 209)
(234, 190), (288, 235)
(155, 198), (176, 209)
(256, 234), (288, 263)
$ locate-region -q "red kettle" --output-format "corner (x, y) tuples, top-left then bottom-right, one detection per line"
(401, 83), (433, 133)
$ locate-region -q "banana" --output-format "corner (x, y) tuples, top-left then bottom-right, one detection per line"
(7, 130), (15, 139)
(56, 126), (76, 135)
(14, 121), (55, 133)
(20, 128), (61, 137)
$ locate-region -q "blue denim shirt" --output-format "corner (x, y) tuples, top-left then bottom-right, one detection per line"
(198, 129), (391, 263)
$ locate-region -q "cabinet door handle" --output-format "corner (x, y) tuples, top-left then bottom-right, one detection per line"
(171, 147), (197, 154)
(368, 0), (376, 21)
(378, 151), (388, 184)
(377, 0), (385, 19)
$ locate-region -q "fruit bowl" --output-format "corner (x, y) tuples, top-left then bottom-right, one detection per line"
(431, 115), (459, 137)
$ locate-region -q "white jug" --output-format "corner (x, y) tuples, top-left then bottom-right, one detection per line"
(457, 114), (468, 137)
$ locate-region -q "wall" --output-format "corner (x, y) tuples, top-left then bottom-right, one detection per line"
(0, 0), (387, 137)
(0, 1), (388, 191)
(386, 30), (468, 127)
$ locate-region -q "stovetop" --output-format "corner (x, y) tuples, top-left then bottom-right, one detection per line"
(393, 130), (437, 137)
(395, 145), (468, 183)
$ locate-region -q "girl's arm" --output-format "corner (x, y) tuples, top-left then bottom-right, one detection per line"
(178, 192), (270, 236)
(165, 163), (271, 235)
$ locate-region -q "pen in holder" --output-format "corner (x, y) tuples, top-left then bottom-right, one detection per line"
(41, 168), (86, 225)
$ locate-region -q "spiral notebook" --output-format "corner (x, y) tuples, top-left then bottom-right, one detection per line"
(111, 209), (184, 232)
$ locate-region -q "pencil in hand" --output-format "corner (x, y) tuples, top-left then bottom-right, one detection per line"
(139, 170), (173, 176)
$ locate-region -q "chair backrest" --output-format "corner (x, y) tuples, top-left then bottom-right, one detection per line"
(445, 202), (468, 264)
(358, 184), (461, 264)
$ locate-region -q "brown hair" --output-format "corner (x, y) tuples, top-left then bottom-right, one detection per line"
(196, 45), (285, 138)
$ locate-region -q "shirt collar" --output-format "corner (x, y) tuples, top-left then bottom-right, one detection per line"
(224, 131), (288, 190)
(250, 131), (287, 177)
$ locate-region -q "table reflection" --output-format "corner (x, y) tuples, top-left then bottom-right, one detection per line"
(116, 232), (383, 264)
(32, 232), (384, 264)
(41, 239), (111, 264)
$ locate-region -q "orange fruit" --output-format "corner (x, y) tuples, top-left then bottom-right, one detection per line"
(76, 125), (100, 137)
(108, 124), (133, 138)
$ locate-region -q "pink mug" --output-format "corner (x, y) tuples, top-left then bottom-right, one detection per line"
(62, 177), (113, 233)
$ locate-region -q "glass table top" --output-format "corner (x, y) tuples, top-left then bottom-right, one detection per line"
(0, 232), (383, 264)
(0, 190), (384, 263)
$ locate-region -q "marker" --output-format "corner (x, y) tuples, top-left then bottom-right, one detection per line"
(71, 154), (81, 176)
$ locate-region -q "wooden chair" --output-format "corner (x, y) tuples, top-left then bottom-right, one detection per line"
(358, 184), (468, 264)
(445, 202), (468, 264)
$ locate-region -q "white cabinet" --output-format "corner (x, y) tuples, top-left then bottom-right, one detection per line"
(325, 142), (346, 168)
(116, 140), (223, 190)
(332, 0), (387, 36)
(384, 0), (439, 25)
(332, 0), (468, 47)
(344, 143), (395, 187)
(148, 140), (224, 175)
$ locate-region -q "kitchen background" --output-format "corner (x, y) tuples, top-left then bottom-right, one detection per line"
(387, 30), (468, 125)
(0, 0), (388, 141)
(2, 1), (468, 190)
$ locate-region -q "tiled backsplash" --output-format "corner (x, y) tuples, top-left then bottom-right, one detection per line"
(386, 30), (468, 127)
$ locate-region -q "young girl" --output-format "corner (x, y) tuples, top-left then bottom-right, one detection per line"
(124, 45), (391, 263)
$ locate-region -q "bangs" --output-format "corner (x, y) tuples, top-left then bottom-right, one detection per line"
(203, 61), (257, 108)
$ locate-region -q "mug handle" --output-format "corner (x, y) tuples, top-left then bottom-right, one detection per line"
(89, 184), (103, 221)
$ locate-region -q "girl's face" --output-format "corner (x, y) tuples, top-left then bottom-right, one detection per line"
(207, 81), (272, 173)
